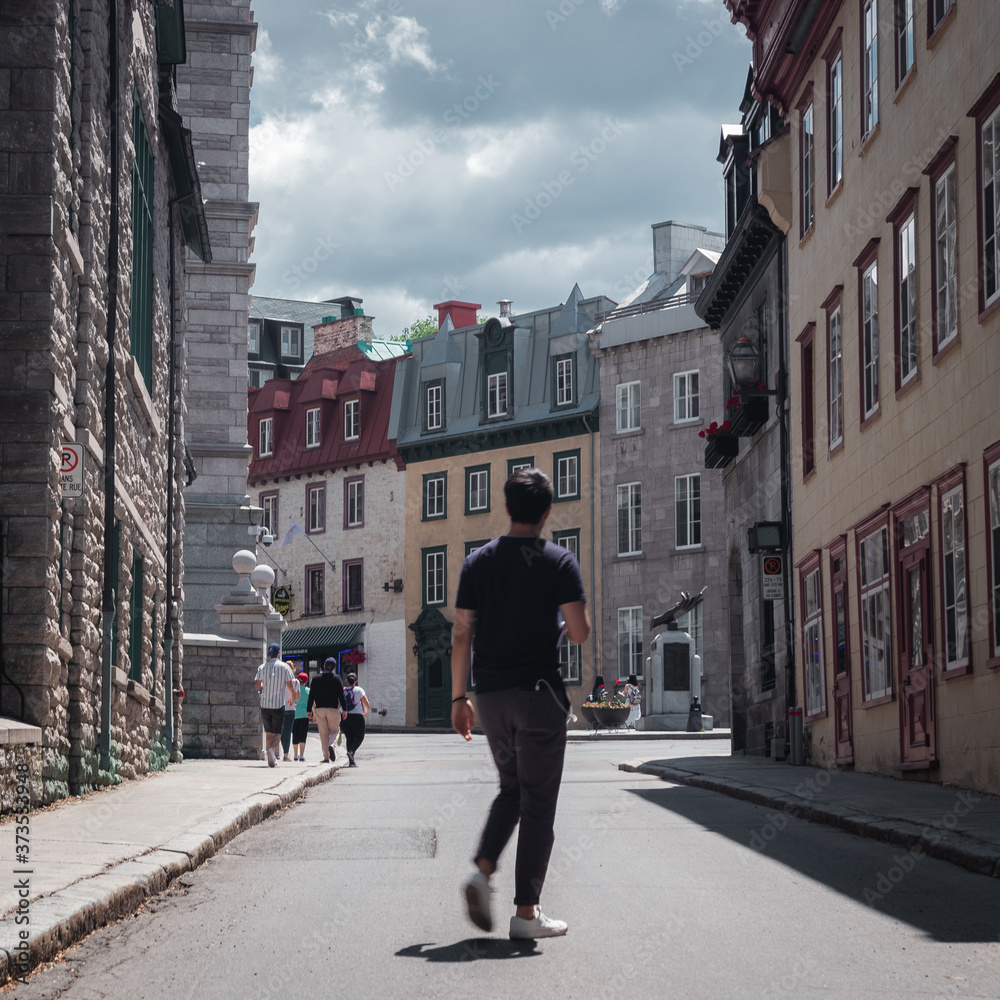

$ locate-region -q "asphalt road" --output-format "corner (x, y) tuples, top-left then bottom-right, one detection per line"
(7, 733), (1000, 999)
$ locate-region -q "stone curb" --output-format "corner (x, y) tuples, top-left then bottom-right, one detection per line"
(619, 760), (1000, 880)
(0, 762), (341, 986)
(567, 731), (727, 741)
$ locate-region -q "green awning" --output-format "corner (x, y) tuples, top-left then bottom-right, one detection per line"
(280, 622), (364, 653)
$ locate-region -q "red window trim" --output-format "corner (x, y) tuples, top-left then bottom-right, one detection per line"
(797, 322), (816, 480)
(922, 136), (960, 360)
(799, 548), (828, 722)
(894, 0), (916, 91)
(934, 463), (971, 679)
(824, 29), (844, 199)
(342, 558), (364, 613)
(828, 533), (851, 690)
(854, 239), (880, 428)
(887, 187), (920, 395)
(926, 0), (956, 48)
(891, 487), (932, 700)
(822, 285), (844, 456)
(305, 481), (326, 535)
(797, 83), (815, 240)
(858, 0), (879, 145)
(304, 563), (324, 616)
(853, 505), (894, 703)
(984, 441), (1000, 669)
(968, 74), (1000, 320)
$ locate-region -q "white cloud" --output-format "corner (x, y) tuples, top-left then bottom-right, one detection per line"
(252, 28), (281, 83)
(384, 16), (443, 73)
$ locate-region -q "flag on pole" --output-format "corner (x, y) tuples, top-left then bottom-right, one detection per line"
(279, 517), (305, 548)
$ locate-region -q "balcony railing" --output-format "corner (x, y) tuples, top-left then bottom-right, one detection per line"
(595, 292), (701, 324)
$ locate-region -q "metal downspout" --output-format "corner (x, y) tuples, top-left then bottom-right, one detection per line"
(99, 0), (120, 774)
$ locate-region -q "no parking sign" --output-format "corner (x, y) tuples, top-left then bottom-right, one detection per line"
(60, 443), (84, 499)
(761, 554), (784, 600)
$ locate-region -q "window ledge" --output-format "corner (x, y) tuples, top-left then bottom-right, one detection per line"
(127, 356), (162, 438)
(932, 333), (960, 365)
(859, 406), (880, 432)
(862, 692), (894, 709)
(798, 225), (815, 250)
(927, 6), (956, 49)
(895, 371), (921, 401)
(616, 552), (644, 561)
(804, 709), (828, 723)
(615, 427), (644, 437)
(986, 655), (1000, 670)
(127, 678), (151, 706)
(674, 546), (703, 554)
(828, 440), (844, 459)
(859, 123), (881, 157)
(112, 667), (129, 690)
(893, 66), (917, 105)
(940, 662), (971, 680)
(825, 180), (844, 209)
(978, 295), (1000, 325)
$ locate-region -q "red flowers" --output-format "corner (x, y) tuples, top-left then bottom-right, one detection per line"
(342, 649), (367, 666)
(698, 419), (732, 439)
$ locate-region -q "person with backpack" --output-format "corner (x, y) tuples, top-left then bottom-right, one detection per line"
(306, 658), (348, 763)
(291, 672), (310, 761)
(341, 671), (370, 767)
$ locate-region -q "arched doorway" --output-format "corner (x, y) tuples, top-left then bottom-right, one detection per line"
(409, 608), (453, 726)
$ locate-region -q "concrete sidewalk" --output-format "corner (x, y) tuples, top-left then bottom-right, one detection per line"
(0, 740), (345, 986)
(620, 753), (1000, 879)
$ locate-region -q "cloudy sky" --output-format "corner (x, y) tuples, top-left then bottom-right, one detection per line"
(248, 0), (752, 337)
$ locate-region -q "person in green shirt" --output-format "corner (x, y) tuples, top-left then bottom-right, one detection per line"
(292, 672), (310, 761)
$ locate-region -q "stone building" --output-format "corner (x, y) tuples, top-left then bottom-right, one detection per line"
(726, 0), (1000, 791)
(590, 221), (731, 727)
(696, 76), (793, 756)
(246, 311), (409, 725)
(0, 1), (209, 800)
(176, 0), (260, 638)
(389, 291), (610, 727)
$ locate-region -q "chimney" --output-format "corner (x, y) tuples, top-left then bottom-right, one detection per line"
(433, 300), (481, 330)
(497, 299), (513, 318)
(312, 313), (374, 355)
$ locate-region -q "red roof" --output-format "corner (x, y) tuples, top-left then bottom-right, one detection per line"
(248, 345), (406, 484)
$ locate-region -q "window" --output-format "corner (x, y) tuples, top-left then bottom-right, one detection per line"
(617, 483), (642, 556)
(344, 399), (359, 441)
(343, 560), (363, 612)
(800, 96), (814, 236)
(616, 381), (640, 432)
(799, 323), (816, 477)
(345, 476), (364, 529)
(466, 464), (490, 514)
(425, 382), (443, 431)
(259, 493), (278, 536)
(258, 417), (273, 457)
(824, 289), (843, 450)
(935, 166), (960, 351)
(929, 0), (955, 35)
(423, 472), (447, 520)
(618, 607), (643, 679)
(423, 547), (446, 607)
(985, 444), (1000, 665)
(690, 272), (710, 296)
(554, 355), (574, 407)
(858, 523), (892, 700)
(280, 325), (302, 359)
(553, 529), (580, 562)
(801, 558), (826, 719)
(249, 368), (273, 389)
(974, 95), (1000, 312)
(827, 44), (843, 193)
(130, 101), (154, 391)
(939, 475), (969, 673)
(487, 371), (508, 418)
(128, 552), (144, 682)
(675, 474), (701, 549)
(305, 407), (321, 448)
(305, 565), (324, 615)
(465, 539), (489, 556)
(896, 0), (915, 85)
(893, 199), (918, 389)
(554, 450), (580, 501)
(855, 241), (880, 421)
(862, 0), (879, 139)
(307, 484), (325, 533)
(673, 371), (700, 423)
(558, 636), (581, 684)
(248, 322), (259, 355)
(507, 456), (534, 478)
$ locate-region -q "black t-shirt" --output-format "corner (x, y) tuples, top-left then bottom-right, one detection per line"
(307, 671), (346, 711)
(455, 535), (586, 693)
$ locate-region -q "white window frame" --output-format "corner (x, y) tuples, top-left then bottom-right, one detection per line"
(425, 550), (445, 606)
(617, 606), (643, 679)
(468, 468), (489, 513)
(426, 383), (442, 430)
(280, 325), (301, 360)
(941, 483), (968, 671)
(674, 474), (701, 550)
(555, 357), (574, 406)
(862, 260), (880, 418)
(859, 525), (892, 700)
(934, 164), (958, 351)
(248, 321), (259, 355)
(862, 0), (879, 138)
(673, 370), (700, 424)
(896, 0), (915, 84)
(344, 399), (359, 441)
(803, 567), (826, 717)
(308, 484), (325, 533)
(305, 407), (321, 449)
(898, 212), (917, 386)
(828, 50), (843, 191)
(346, 478), (363, 528)
(556, 454), (578, 499)
(617, 483), (642, 556)
(425, 475), (445, 519)
(260, 494), (277, 535)
(258, 417), (273, 457)
(557, 634), (581, 683)
(249, 368), (273, 389)
(616, 381), (640, 433)
(487, 371), (508, 417)
(829, 304), (843, 449)
(982, 106), (1000, 310)
(801, 101), (814, 234)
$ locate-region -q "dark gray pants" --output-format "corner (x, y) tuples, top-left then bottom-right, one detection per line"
(475, 688), (567, 906)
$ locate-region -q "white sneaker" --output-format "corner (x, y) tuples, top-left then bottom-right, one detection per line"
(509, 909), (568, 939)
(266, 748), (276, 767)
(463, 871), (492, 932)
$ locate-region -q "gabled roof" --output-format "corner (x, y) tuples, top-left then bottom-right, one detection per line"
(421, 314), (461, 367)
(549, 283), (585, 339)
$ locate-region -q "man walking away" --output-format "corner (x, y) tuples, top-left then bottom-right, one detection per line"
(255, 643), (297, 767)
(307, 658), (348, 762)
(452, 467), (590, 940)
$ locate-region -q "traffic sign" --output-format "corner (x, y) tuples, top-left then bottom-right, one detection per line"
(761, 554), (784, 600)
(60, 443), (84, 499)
(272, 586), (291, 618)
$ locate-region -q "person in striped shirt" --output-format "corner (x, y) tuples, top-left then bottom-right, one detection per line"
(255, 643), (297, 767)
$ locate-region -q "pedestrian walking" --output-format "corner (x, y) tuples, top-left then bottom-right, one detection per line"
(306, 658), (348, 763)
(292, 672), (310, 760)
(622, 673), (642, 729)
(589, 674), (607, 704)
(280, 663), (300, 761)
(452, 467), (590, 940)
(255, 643), (297, 768)
(341, 672), (370, 767)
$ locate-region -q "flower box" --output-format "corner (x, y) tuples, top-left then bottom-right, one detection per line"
(593, 705), (630, 727)
(704, 432), (738, 469)
(728, 396), (768, 437)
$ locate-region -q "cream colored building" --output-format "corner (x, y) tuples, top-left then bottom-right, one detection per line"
(730, 0), (1000, 789)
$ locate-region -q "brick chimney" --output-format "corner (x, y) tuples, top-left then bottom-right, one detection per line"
(433, 300), (481, 330)
(312, 313), (374, 354)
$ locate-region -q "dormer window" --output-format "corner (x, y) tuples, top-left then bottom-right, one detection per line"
(280, 325), (302, 360)
(478, 318), (514, 423)
(424, 381), (444, 432)
(305, 407), (321, 448)
(344, 399), (359, 441)
(487, 371), (508, 418)
(248, 321), (260, 355)
(690, 272), (710, 297)
(258, 417), (273, 457)
(553, 355), (574, 407)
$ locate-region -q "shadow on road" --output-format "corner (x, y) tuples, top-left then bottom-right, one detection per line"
(396, 939), (540, 962)
(627, 784), (1000, 943)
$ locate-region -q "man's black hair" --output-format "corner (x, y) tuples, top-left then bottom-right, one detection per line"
(504, 467), (554, 524)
